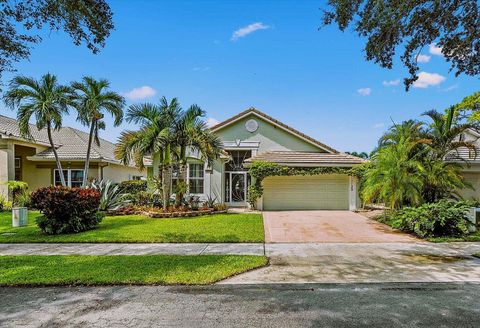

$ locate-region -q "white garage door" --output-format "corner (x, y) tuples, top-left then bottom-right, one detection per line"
(262, 174), (350, 210)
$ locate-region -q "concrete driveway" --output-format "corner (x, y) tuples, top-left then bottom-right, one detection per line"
(263, 210), (417, 243)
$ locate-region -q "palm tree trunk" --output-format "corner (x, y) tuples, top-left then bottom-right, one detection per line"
(176, 146), (187, 206)
(83, 120), (96, 187)
(47, 123), (66, 186)
(162, 144), (172, 210)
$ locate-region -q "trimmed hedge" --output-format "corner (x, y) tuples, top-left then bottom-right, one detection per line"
(30, 186), (103, 235)
(118, 180), (147, 195)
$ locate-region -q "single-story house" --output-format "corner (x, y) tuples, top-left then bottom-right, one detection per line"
(146, 107), (366, 210)
(0, 114), (145, 197)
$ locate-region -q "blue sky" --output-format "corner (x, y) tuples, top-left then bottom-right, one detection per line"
(0, 0), (478, 152)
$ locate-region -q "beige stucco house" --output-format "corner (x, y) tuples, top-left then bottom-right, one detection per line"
(0, 115), (145, 197)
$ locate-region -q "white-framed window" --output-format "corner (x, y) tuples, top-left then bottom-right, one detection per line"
(131, 175), (143, 181)
(188, 163), (204, 194)
(54, 169), (84, 188)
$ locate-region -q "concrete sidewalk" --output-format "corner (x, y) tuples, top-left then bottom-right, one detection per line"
(0, 243), (265, 256)
(222, 242), (480, 284)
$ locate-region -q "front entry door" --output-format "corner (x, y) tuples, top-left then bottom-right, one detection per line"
(225, 172), (248, 204)
(231, 173), (246, 203)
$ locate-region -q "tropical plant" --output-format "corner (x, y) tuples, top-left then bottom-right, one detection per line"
(116, 96), (222, 210)
(422, 107), (477, 160)
(390, 200), (471, 238)
(172, 104), (222, 205)
(71, 77), (125, 187)
(2, 181), (28, 207)
(378, 120), (426, 149)
(362, 136), (424, 209)
(89, 179), (130, 212)
(115, 99), (174, 210)
(3, 74), (71, 185)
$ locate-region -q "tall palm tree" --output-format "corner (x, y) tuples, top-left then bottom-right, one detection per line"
(71, 77), (125, 187)
(115, 98), (178, 210)
(172, 104), (222, 205)
(3, 73), (71, 186)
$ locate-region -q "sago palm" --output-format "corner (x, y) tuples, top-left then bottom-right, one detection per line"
(71, 76), (125, 187)
(3, 73), (71, 186)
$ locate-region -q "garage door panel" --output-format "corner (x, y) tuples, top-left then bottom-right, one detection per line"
(262, 175), (349, 210)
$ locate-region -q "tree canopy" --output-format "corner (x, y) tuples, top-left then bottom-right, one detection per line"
(322, 1), (480, 89)
(0, 0), (114, 82)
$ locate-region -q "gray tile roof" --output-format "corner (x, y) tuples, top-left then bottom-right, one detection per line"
(245, 151), (366, 166)
(0, 114), (121, 164)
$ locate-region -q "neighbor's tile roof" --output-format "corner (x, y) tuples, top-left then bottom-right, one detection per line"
(210, 107), (338, 154)
(245, 151), (366, 166)
(0, 114), (121, 164)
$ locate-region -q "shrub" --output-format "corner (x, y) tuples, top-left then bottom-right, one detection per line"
(390, 200), (471, 238)
(90, 179), (130, 211)
(30, 186), (103, 234)
(2, 181), (28, 207)
(118, 180), (147, 195)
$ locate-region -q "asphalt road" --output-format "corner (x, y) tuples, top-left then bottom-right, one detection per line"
(1, 283), (479, 328)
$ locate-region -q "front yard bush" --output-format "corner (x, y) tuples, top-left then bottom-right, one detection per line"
(118, 180), (147, 195)
(390, 200), (471, 238)
(30, 186), (104, 235)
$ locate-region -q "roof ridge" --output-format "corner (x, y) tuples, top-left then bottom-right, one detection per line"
(210, 107), (338, 153)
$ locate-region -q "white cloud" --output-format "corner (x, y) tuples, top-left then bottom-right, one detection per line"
(382, 79), (400, 87)
(417, 54), (431, 63)
(442, 84), (459, 92)
(373, 123), (385, 129)
(357, 87), (372, 96)
(231, 22), (270, 41)
(206, 118), (220, 127)
(124, 86), (156, 100)
(429, 43), (443, 56)
(193, 66), (211, 72)
(412, 71), (446, 88)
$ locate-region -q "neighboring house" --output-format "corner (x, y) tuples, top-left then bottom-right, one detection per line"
(446, 128), (480, 201)
(0, 115), (145, 197)
(147, 108), (365, 210)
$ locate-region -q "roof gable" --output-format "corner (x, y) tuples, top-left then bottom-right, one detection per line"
(211, 108), (338, 153)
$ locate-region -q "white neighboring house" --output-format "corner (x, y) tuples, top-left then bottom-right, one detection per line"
(0, 115), (146, 197)
(446, 128), (480, 201)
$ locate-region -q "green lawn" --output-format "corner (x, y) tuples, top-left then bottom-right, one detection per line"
(0, 255), (268, 286)
(0, 211), (265, 243)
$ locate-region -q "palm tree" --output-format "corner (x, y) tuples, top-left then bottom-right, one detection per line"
(172, 104), (222, 205)
(422, 107), (477, 160)
(378, 119), (426, 149)
(71, 77), (125, 187)
(115, 98), (178, 210)
(3, 74), (71, 186)
(362, 136), (424, 209)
